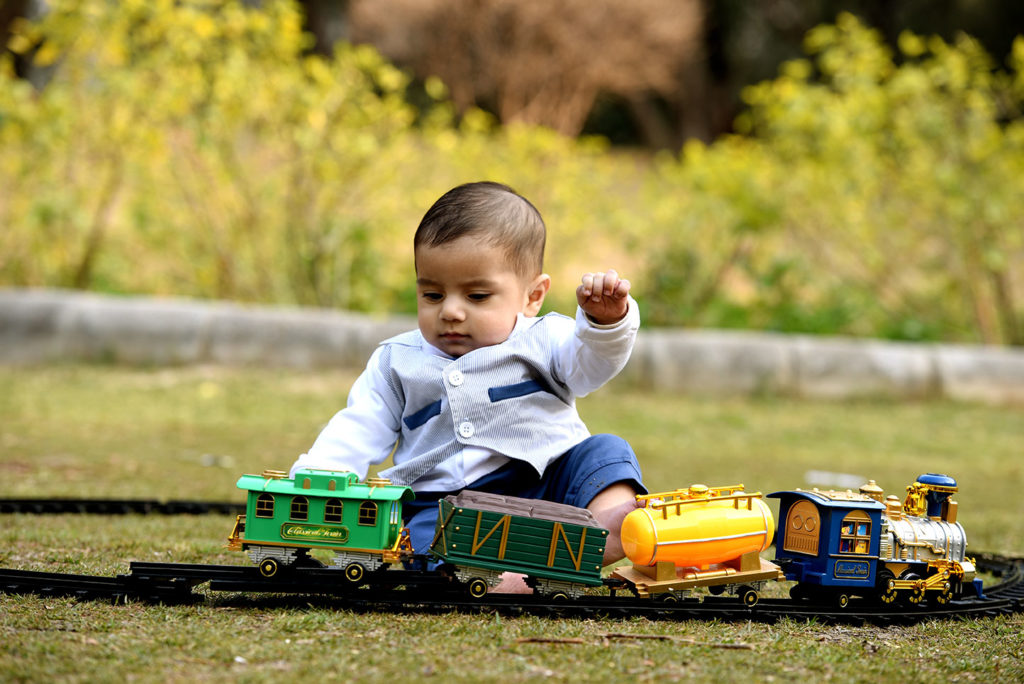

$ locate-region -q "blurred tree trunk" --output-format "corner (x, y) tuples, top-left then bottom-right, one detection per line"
(298, 0), (352, 55)
(0, 0), (30, 61)
(2, 0), (54, 89)
(626, 94), (678, 150)
(351, 0), (703, 138)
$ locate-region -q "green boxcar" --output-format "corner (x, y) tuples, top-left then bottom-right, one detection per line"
(430, 490), (608, 596)
(229, 469), (414, 576)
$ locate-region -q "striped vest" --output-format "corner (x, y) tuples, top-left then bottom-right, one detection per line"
(378, 313), (591, 485)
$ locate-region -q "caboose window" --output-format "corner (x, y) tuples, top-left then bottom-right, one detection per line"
(839, 511), (872, 554)
(358, 501), (378, 526)
(255, 493), (275, 518)
(290, 496), (309, 521)
(324, 498), (343, 523)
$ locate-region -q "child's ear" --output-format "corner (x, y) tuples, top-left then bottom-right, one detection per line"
(523, 274), (551, 317)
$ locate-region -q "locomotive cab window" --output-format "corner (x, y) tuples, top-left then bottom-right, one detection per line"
(324, 498), (343, 523)
(290, 496), (309, 521)
(255, 493), (275, 519)
(839, 510), (872, 554)
(358, 501), (378, 526)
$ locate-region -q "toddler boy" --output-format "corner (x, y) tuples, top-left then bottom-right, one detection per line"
(289, 181), (645, 575)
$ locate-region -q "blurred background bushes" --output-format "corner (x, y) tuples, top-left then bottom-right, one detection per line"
(1, 1), (1022, 345)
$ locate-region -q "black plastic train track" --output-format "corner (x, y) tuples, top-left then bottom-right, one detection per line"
(2, 498), (1022, 625)
(1, 553), (1022, 624)
(0, 497), (243, 515)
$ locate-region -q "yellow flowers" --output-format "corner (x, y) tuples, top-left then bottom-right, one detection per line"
(0, 5), (1021, 344)
(643, 15), (1024, 344)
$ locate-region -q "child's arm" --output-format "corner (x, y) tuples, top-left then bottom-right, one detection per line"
(288, 348), (401, 479)
(553, 268), (640, 396)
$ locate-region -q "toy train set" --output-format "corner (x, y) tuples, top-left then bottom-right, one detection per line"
(224, 469), (983, 607)
(2, 469), (1023, 625)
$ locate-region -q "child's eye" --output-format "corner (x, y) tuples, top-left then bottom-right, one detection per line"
(421, 292), (443, 302)
(468, 293), (491, 302)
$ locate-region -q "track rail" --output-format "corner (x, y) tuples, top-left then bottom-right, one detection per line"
(0, 498), (243, 515)
(2, 553), (1022, 624)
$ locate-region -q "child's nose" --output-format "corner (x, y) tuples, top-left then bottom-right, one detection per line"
(440, 300), (465, 321)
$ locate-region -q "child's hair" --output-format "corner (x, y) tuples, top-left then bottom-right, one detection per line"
(414, 181), (546, 278)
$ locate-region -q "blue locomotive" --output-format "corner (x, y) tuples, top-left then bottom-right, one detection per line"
(770, 473), (983, 607)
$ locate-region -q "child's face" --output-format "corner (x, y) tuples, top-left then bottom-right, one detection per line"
(415, 237), (548, 358)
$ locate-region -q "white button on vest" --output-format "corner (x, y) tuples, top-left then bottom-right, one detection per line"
(458, 421), (475, 438)
(448, 370), (464, 386)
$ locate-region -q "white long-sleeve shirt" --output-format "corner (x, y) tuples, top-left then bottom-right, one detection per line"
(289, 299), (639, 491)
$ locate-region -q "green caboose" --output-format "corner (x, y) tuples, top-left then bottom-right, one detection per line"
(228, 468), (414, 580)
(430, 490), (608, 598)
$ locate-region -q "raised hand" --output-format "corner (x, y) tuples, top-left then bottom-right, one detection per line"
(577, 269), (631, 325)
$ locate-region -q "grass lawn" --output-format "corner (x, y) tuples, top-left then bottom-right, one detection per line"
(2, 364), (1023, 682)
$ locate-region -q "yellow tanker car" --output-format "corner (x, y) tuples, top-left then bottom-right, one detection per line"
(613, 484), (784, 605)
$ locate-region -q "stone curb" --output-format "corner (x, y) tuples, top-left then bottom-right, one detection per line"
(3, 288), (1023, 404)
(0, 289), (413, 370)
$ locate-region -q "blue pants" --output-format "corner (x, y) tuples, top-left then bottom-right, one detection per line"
(401, 433), (645, 555)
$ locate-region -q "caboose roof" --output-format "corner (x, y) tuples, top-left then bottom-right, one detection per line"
(768, 489), (886, 511)
(236, 469), (414, 502)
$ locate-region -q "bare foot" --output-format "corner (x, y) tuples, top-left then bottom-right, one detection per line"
(588, 483), (641, 565)
(489, 572), (533, 594)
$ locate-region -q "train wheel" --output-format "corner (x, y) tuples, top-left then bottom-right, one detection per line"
(739, 586), (759, 607)
(933, 582), (953, 605)
(658, 593), (679, 603)
(344, 562), (365, 584)
(259, 558), (279, 578)
(907, 586), (925, 604)
(876, 570), (897, 604)
(835, 593), (850, 609)
(708, 584), (726, 596)
(551, 591), (570, 602)
(467, 578), (488, 599)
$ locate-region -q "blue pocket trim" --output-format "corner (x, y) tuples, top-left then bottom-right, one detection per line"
(403, 399), (442, 430)
(488, 379), (550, 402)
